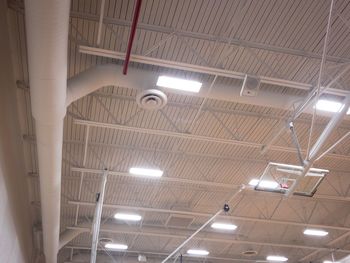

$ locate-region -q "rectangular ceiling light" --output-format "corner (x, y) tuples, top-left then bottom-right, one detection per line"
(249, 179), (279, 189)
(187, 249), (209, 256)
(266, 255), (288, 262)
(324, 261), (339, 263)
(303, 229), (328, 236)
(315, 99), (350, 114)
(114, 213), (142, 221)
(105, 243), (128, 250)
(129, 167), (163, 177)
(211, 222), (237, 231)
(156, 76), (202, 93)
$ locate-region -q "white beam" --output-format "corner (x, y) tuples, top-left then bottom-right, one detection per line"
(64, 246), (259, 262)
(78, 45), (315, 92)
(70, 167), (350, 203)
(298, 231), (350, 262)
(70, 12), (350, 64)
(67, 200), (350, 232)
(73, 118), (350, 161)
(66, 225), (350, 254)
(71, 167), (238, 190)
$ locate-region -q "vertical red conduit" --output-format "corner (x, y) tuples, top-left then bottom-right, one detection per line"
(123, 0), (143, 75)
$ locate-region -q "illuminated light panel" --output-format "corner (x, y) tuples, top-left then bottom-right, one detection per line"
(187, 249), (209, 256)
(266, 255), (288, 262)
(249, 179), (279, 189)
(211, 223), (237, 231)
(105, 243), (128, 250)
(303, 229), (328, 236)
(129, 167), (163, 177)
(114, 213), (142, 222)
(323, 261), (340, 263)
(156, 76), (202, 93)
(315, 99), (350, 114)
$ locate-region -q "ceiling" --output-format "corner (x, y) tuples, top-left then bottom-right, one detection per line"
(6, 0), (350, 262)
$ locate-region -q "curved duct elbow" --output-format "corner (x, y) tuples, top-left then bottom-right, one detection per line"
(59, 229), (85, 250)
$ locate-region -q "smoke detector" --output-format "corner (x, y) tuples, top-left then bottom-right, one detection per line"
(136, 89), (167, 110)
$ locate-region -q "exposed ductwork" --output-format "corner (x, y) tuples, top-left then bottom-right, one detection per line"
(67, 64), (342, 118)
(24, 0), (71, 261)
(24, 1), (350, 261)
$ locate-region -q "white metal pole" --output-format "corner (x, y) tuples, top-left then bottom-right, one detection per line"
(306, 0), (334, 159)
(74, 125), (90, 225)
(161, 209), (223, 263)
(90, 169), (108, 263)
(161, 186), (244, 263)
(287, 93), (350, 196)
(316, 131), (350, 161)
(96, 0), (106, 46)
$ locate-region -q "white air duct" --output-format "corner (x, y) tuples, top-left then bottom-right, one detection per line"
(66, 64), (337, 117)
(24, 0), (71, 262)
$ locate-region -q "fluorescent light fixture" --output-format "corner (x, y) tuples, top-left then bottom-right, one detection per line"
(303, 229), (328, 236)
(266, 255), (288, 262)
(156, 76), (202, 93)
(114, 213), (142, 221)
(211, 222), (237, 231)
(187, 249), (209, 256)
(324, 261), (340, 263)
(249, 179), (279, 189)
(129, 167), (163, 177)
(315, 99), (350, 114)
(105, 243), (128, 250)
(316, 99), (343, 113)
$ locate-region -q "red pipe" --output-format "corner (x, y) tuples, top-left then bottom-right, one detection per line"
(123, 0), (142, 75)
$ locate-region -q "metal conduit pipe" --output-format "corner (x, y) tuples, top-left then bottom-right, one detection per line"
(24, 0), (71, 261)
(123, 0), (143, 75)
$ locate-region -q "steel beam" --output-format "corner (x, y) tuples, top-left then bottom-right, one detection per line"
(78, 45), (349, 97)
(316, 131), (350, 161)
(70, 167), (350, 203)
(298, 231), (350, 262)
(287, 93), (350, 195)
(73, 118), (350, 161)
(71, 167), (238, 190)
(261, 63), (350, 155)
(64, 246), (260, 262)
(67, 200), (350, 232)
(70, 12), (350, 63)
(66, 225), (350, 254)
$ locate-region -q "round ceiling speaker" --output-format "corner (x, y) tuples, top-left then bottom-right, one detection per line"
(241, 250), (258, 256)
(99, 237), (113, 244)
(136, 89), (167, 110)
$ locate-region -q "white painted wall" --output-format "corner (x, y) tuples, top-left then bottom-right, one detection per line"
(0, 0), (34, 262)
